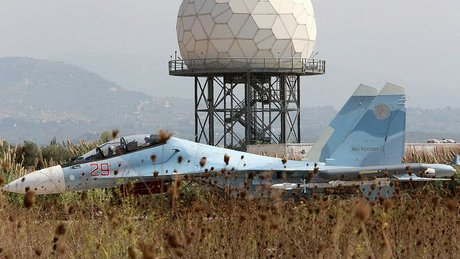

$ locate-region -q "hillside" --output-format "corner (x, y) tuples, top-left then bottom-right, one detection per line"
(0, 57), (458, 144)
(0, 57), (193, 143)
(51, 52), (176, 97)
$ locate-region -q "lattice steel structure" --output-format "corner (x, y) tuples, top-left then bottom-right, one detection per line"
(172, 0), (324, 149)
(169, 57), (325, 149)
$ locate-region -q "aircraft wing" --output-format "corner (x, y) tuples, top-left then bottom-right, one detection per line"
(316, 163), (455, 181)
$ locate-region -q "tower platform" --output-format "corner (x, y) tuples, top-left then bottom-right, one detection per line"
(168, 57), (325, 149)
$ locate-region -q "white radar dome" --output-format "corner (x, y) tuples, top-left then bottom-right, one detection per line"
(176, 0), (317, 69)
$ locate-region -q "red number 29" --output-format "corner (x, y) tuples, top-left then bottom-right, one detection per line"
(90, 163), (111, 176)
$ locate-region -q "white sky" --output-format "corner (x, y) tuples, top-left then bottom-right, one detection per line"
(0, 0), (459, 108)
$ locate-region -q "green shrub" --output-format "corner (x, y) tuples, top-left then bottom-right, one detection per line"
(41, 144), (73, 164)
(15, 141), (40, 168)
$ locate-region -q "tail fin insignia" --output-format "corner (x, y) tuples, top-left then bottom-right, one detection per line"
(321, 83), (406, 167)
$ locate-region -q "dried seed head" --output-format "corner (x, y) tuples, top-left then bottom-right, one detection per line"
(354, 204), (371, 221)
(57, 246), (66, 255)
(138, 242), (155, 259)
(224, 154), (230, 165)
(383, 199), (393, 212)
(150, 154), (157, 162)
(153, 171), (159, 177)
(0, 176), (5, 186)
(111, 217), (121, 228)
(67, 206), (76, 215)
(55, 223), (66, 236)
(313, 167), (319, 174)
(128, 226), (133, 234)
(281, 158), (287, 164)
(81, 191), (88, 201)
(23, 190), (35, 209)
(1, 162), (9, 171)
(317, 242), (327, 254)
(447, 199), (457, 212)
(128, 246), (136, 259)
(175, 249), (184, 257)
(34, 248), (42, 256)
(164, 231), (181, 249)
(199, 157), (207, 167)
(159, 130), (172, 143)
(112, 129), (119, 139)
(193, 203), (204, 213)
(239, 189), (247, 199)
(382, 222), (390, 230)
(259, 213), (267, 221)
(432, 196), (439, 207)
(270, 223), (278, 230)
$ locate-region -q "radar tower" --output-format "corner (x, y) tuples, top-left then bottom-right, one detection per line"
(169, 0), (325, 149)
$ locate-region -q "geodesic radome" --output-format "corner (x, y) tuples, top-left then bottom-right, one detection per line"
(176, 0), (317, 69)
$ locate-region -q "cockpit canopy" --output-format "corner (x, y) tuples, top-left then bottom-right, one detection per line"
(71, 134), (165, 164)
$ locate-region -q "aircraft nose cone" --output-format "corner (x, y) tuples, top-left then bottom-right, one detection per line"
(2, 166), (65, 194)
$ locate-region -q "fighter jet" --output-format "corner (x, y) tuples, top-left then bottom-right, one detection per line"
(2, 83), (456, 199)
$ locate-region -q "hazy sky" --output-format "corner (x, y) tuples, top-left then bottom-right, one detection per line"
(1, 0), (459, 108)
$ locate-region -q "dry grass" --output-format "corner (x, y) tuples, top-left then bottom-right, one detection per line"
(403, 145), (460, 164)
(0, 187), (458, 258)
(0, 140), (459, 258)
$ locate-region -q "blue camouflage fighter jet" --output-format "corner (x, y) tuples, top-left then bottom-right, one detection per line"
(2, 83), (457, 198)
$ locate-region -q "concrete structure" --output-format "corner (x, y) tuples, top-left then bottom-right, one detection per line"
(170, 0), (325, 149)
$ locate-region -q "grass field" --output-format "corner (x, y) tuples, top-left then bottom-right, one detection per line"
(0, 139), (459, 258)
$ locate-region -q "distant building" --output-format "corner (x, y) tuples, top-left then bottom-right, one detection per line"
(441, 138), (456, 143)
(427, 138), (456, 143)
